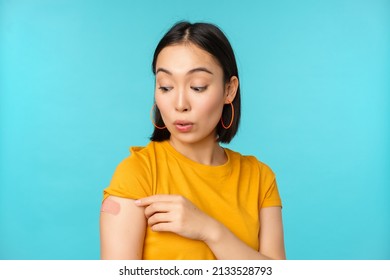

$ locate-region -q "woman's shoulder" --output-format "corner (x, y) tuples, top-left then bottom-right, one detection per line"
(105, 142), (159, 199)
(115, 141), (159, 171)
(225, 148), (275, 176)
(125, 141), (162, 159)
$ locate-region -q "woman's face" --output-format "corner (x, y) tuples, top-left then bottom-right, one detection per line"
(155, 43), (232, 146)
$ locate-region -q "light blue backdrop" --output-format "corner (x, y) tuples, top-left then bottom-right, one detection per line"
(0, 0), (389, 260)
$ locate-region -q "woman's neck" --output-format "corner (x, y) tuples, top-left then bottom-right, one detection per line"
(168, 137), (227, 166)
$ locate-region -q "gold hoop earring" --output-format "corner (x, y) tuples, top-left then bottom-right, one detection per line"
(150, 103), (166, 129)
(220, 100), (234, 129)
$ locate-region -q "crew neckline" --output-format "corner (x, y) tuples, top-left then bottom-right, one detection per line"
(159, 140), (233, 177)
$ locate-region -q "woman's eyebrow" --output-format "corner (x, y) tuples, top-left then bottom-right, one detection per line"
(187, 67), (213, 75)
(156, 68), (172, 75)
(156, 67), (213, 75)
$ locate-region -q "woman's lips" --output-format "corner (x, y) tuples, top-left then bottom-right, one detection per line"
(174, 121), (193, 132)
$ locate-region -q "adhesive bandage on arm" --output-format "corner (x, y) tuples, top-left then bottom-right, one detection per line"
(101, 197), (121, 215)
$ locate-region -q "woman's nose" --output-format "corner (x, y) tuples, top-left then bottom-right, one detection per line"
(175, 88), (190, 112)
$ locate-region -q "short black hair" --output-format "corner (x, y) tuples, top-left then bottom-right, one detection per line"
(150, 21), (241, 144)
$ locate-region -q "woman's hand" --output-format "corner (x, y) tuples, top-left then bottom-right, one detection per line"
(134, 195), (286, 260)
(135, 194), (218, 242)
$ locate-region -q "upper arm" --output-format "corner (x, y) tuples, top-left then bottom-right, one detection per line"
(100, 195), (146, 259)
(258, 206), (286, 259)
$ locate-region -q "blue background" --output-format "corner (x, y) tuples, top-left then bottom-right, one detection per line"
(0, 0), (389, 260)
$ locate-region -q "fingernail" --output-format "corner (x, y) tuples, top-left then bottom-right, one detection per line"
(134, 199), (141, 205)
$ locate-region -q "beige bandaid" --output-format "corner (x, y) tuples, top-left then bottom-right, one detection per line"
(101, 198), (120, 215)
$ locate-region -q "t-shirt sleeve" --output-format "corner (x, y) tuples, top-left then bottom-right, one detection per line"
(102, 147), (152, 201)
(258, 162), (282, 208)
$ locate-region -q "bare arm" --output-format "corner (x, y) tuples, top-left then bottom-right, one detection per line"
(100, 196), (146, 259)
(258, 206), (286, 259)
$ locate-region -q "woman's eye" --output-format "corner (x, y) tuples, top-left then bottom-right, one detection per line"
(191, 86), (207, 92)
(159, 86), (172, 92)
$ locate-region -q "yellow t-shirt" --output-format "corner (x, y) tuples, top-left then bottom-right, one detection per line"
(103, 140), (282, 260)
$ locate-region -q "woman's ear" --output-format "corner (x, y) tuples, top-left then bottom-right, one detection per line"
(224, 76), (239, 103)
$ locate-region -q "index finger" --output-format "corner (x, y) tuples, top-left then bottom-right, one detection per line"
(134, 194), (181, 206)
